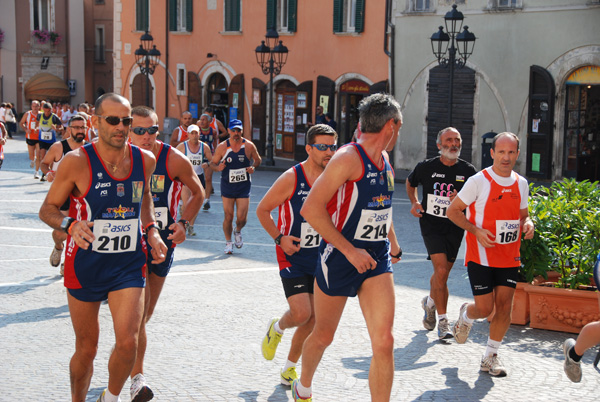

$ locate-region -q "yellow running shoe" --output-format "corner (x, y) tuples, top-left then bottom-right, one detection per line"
(280, 366), (298, 386)
(96, 389), (106, 402)
(261, 317), (282, 360)
(291, 379), (312, 401)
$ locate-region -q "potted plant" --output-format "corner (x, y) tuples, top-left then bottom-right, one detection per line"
(521, 178), (600, 333)
(31, 29), (62, 46)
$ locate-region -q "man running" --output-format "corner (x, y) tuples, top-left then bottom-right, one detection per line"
(256, 124), (338, 386)
(210, 119), (261, 254)
(128, 105), (204, 401)
(197, 113), (218, 210)
(447, 132), (534, 377)
(20, 100), (41, 178)
(292, 94), (403, 402)
(37, 102), (63, 181)
(40, 114), (88, 275)
(169, 111), (193, 148)
(38, 93), (167, 402)
(406, 127), (477, 340)
(176, 123), (212, 236)
(203, 106), (227, 141)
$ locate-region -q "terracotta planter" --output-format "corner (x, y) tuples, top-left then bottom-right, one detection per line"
(487, 282), (530, 325)
(526, 284), (600, 334)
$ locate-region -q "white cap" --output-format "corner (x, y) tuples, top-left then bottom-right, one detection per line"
(187, 124), (199, 133)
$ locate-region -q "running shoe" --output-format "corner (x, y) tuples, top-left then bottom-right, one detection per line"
(563, 338), (582, 382)
(291, 379), (312, 402)
(96, 389), (106, 402)
(421, 296), (436, 331)
(187, 225), (196, 236)
(40, 174), (47, 182)
(280, 366), (298, 386)
(34, 171), (40, 179)
(234, 231), (243, 248)
(50, 246), (62, 267)
(224, 242), (233, 254)
(203, 201), (211, 211)
(30, 160), (34, 168)
(261, 317), (282, 360)
(480, 353), (507, 377)
(130, 373), (154, 402)
(452, 303), (472, 344)
(437, 317), (454, 340)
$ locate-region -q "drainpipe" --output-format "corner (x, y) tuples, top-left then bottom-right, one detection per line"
(165, 0), (169, 117)
(384, 0), (395, 96)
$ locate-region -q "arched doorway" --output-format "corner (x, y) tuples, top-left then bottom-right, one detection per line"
(207, 73), (229, 126)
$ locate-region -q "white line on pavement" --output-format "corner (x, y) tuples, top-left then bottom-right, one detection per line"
(0, 226), (52, 233)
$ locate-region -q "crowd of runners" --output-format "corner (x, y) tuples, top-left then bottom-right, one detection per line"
(0, 91), (594, 402)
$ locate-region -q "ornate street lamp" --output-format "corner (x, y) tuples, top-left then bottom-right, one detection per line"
(430, 5), (476, 126)
(135, 31), (161, 107)
(255, 29), (288, 166)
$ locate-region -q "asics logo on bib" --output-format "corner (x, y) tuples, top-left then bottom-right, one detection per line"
(501, 222), (520, 230)
(101, 222), (132, 233)
(369, 211), (389, 222)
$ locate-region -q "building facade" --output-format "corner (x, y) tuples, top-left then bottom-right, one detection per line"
(393, 0), (600, 181)
(115, 0), (390, 160)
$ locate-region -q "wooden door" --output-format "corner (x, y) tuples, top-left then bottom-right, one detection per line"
(229, 74), (244, 123)
(251, 78), (266, 155)
(527, 65), (555, 179)
(294, 80), (313, 161)
(131, 74), (152, 108)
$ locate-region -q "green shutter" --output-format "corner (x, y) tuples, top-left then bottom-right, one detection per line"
(288, 0), (297, 32)
(333, 0), (343, 33)
(225, 0), (240, 31)
(169, 0), (177, 31)
(186, 0), (193, 32)
(355, 0), (365, 33)
(266, 0), (276, 30)
(136, 0), (149, 31)
(234, 0), (241, 31)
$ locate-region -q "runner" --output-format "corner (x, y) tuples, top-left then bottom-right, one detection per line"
(128, 105), (204, 401)
(169, 111), (193, 148)
(447, 132), (535, 377)
(40, 114), (88, 275)
(292, 94), (403, 402)
(0, 121), (7, 169)
(197, 113), (218, 210)
(203, 106), (227, 142)
(210, 119), (261, 254)
(256, 124), (338, 386)
(38, 93), (167, 402)
(20, 100), (42, 178)
(175, 123), (212, 235)
(37, 102), (63, 182)
(406, 127), (477, 340)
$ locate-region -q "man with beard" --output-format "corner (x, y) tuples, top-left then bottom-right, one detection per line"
(256, 124), (337, 387)
(406, 127), (477, 340)
(41, 114), (88, 274)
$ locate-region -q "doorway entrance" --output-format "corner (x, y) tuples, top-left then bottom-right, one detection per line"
(207, 73), (229, 127)
(338, 79), (369, 144)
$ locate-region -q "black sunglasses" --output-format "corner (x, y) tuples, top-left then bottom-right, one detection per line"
(310, 143), (338, 151)
(96, 115), (133, 126)
(131, 126), (160, 135)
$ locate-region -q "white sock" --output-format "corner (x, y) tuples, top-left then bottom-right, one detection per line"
(438, 314), (448, 321)
(104, 389), (120, 402)
(426, 296), (435, 309)
(274, 320), (284, 334)
(295, 380), (312, 398)
(462, 308), (474, 325)
(485, 338), (502, 357)
(283, 359), (296, 371)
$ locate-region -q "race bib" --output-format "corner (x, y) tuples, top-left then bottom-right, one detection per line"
(229, 167), (247, 183)
(300, 222), (320, 248)
(188, 154), (203, 166)
(496, 220), (520, 244)
(154, 207), (169, 230)
(91, 219), (138, 253)
(426, 195), (450, 218)
(354, 208), (392, 242)
(40, 130), (53, 141)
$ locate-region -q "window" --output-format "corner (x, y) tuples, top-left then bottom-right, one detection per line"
(225, 0), (241, 32)
(487, 0), (522, 9)
(499, 0), (517, 6)
(333, 0), (364, 33)
(95, 25), (105, 63)
(136, 0), (149, 32)
(411, 0), (432, 12)
(177, 64), (186, 95)
(266, 0), (297, 33)
(169, 0), (193, 32)
(32, 0), (52, 31)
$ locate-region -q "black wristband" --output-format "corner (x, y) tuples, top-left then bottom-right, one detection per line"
(145, 223), (160, 235)
(390, 249), (403, 259)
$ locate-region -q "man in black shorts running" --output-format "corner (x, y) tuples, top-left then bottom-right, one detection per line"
(406, 127), (477, 340)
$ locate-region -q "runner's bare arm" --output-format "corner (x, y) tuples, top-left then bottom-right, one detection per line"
(447, 196), (495, 248)
(210, 142), (226, 172)
(405, 179), (423, 218)
(40, 142), (62, 177)
(388, 222), (402, 264)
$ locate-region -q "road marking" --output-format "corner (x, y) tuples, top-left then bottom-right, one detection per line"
(0, 226), (52, 233)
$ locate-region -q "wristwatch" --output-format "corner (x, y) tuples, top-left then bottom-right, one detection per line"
(274, 234), (283, 245)
(60, 216), (75, 233)
(178, 219), (190, 231)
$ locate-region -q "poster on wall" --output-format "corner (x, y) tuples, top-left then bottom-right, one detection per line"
(232, 93), (239, 108)
(296, 132), (305, 146)
(277, 94), (284, 131)
(253, 89), (261, 105)
(252, 127), (260, 140)
(284, 95), (295, 133)
(297, 92), (307, 108)
(532, 119), (540, 133)
(319, 95), (329, 114)
(276, 133), (282, 150)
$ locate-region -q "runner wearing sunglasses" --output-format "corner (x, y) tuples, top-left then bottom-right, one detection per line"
(127, 106), (204, 401)
(39, 93), (168, 402)
(256, 124), (337, 387)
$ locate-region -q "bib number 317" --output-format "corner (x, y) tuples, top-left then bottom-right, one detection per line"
(354, 208), (392, 242)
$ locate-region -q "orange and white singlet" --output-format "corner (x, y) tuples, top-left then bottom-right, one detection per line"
(173, 125), (189, 143)
(25, 111), (39, 140)
(458, 167), (529, 268)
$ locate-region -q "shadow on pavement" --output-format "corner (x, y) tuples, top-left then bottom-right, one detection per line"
(411, 368), (493, 401)
(0, 275), (61, 296)
(394, 331), (438, 372)
(0, 304), (69, 328)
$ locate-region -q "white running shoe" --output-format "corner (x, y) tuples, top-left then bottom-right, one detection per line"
(34, 171), (40, 179)
(224, 242), (233, 254)
(452, 303), (472, 344)
(421, 296), (436, 331)
(234, 231), (243, 248)
(563, 338), (582, 382)
(438, 318), (454, 340)
(130, 373), (154, 402)
(50, 247), (62, 267)
(480, 354), (507, 377)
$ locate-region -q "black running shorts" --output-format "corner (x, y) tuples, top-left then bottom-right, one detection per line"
(281, 274), (314, 298)
(467, 261), (518, 296)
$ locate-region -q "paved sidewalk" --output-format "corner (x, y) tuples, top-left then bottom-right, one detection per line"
(1, 136), (598, 401)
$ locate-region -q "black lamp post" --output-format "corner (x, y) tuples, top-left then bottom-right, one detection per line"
(255, 28), (288, 166)
(430, 5), (476, 127)
(134, 31), (161, 107)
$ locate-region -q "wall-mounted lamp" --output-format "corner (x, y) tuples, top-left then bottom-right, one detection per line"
(207, 53), (217, 58)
